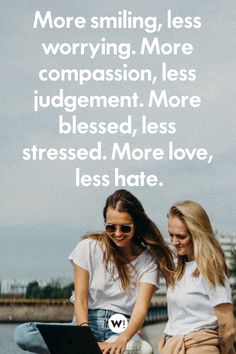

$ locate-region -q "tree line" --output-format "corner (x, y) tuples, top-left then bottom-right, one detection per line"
(25, 281), (74, 299)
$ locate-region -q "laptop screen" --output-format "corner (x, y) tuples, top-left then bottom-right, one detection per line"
(37, 324), (102, 354)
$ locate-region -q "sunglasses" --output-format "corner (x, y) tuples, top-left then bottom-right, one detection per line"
(105, 223), (134, 234)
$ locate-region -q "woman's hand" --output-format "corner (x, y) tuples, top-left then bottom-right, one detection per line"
(214, 303), (236, 354)
(98, 336), (128, 354)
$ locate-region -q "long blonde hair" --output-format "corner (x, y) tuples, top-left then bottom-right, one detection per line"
(87, 189), (174, 291)
(169, 200), (228, 287)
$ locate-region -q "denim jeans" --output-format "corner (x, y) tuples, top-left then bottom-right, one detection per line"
(14, 309), (131, 353)
(88, 308), (130, 341)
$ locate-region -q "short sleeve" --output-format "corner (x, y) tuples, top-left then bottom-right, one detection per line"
(137, 251), (159, 289)
(68, 238), (90, 271)
(202, 275), (232, 307)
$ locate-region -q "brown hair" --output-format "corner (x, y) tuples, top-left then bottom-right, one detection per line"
(87, 189), (174, 291)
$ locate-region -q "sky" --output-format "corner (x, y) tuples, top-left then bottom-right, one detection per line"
(1, 1), (236, 281)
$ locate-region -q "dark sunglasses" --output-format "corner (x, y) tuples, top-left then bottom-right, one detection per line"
(105, 223), (134, 234)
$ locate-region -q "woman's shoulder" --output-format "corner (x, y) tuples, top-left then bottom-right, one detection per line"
(70, 235), (103, 255)
(78, 235), (102, 247)
(199, 271), (231, 288)
(68, 235), (104, 267)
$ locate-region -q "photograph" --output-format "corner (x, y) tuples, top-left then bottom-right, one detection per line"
(1, 1), (236, 353)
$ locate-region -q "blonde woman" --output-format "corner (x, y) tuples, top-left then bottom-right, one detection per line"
(158, 200), (235, 354)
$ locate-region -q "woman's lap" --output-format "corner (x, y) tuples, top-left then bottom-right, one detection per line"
(14, 309), (152, 353)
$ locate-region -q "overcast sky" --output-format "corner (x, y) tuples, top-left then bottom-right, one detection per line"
(1, 1), (236, 281)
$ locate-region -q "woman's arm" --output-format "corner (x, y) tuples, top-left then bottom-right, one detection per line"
(73, 265), (89, 326)
(100, 282), (156, 354)
(214, 303), (236, 354)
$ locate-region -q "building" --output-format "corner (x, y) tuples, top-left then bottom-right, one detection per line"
(0, 277), (72, 296)
(0, 279), (29, 295)
(217, 233), (236, 269)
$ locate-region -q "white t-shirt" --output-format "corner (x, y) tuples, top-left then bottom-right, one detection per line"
(164, 260), (232, 336)
(68, 238), (159, 315)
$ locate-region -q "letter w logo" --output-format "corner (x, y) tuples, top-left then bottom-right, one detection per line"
(111, 320), (122, 328)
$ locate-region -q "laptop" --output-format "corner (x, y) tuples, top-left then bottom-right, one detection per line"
(37, 324), (102, 354)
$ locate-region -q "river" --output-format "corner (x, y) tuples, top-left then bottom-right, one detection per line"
(0, 324), (23, 354)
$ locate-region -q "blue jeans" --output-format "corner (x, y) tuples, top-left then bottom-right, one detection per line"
(14, 309), (130, 353)
(89, 309), (130, 341)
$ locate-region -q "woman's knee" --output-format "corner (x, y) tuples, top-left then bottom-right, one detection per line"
(141, 339), (153, 354)
(14, 322), (35, 349)
(126, 335), (153, 354)
(14, 322), (48, 353)
(105, 334), (153, 353)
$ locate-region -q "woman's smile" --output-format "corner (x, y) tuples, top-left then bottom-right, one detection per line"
(105, 208), (135, 250)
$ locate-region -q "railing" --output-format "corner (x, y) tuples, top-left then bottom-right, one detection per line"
(145, 302), (167, 324)
(0, 298), (167, 324)
(0, 298), (71, 306)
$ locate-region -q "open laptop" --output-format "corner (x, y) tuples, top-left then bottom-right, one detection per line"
(37, 324), (102, 354)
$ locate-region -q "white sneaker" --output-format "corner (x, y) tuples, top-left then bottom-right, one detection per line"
(124, 338), (142, 354)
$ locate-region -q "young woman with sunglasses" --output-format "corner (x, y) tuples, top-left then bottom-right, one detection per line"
(69, 189), (174, 354)
(15, 189), (174, 354)
(158, 201), (235, 354)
